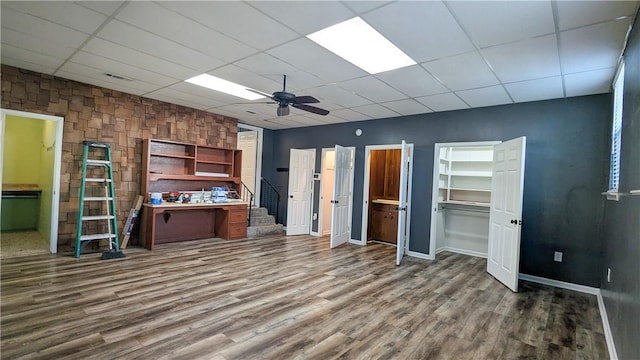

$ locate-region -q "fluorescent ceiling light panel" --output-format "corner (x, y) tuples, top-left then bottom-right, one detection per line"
(307, 17), (416, 74)
(185, 74), (265, 100)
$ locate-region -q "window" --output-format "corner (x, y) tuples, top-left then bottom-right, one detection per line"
(609, 62), (624, 192)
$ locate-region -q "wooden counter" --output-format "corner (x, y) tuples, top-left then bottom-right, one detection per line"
(139, 201), (247, 250)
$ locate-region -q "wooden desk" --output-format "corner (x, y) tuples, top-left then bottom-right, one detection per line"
(139, 202), (247, 250)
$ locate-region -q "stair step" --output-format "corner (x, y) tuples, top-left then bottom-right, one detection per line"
(247, 223), (284, 237)
(248, 207), (269, 217)
(248, 215), (275, 226)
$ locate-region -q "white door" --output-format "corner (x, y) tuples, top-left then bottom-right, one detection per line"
(286, 149), (314, 235)
(330, 145), (352, 248)
(487, 136), (527, 292)
(396, 140), (410, 266)
(238, 130), (258, 196)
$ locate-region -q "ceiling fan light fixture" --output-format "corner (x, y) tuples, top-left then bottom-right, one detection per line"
(185, 74), (265, 101)
(307, 16), (416, 74)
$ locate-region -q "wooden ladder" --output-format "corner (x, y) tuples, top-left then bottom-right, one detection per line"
(75, 141), (120, 258)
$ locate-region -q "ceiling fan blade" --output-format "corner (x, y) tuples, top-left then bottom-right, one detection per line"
(246, 88), (275, 99)
(291, 103), (329, 116)
(290, 95), (320, 104)
(277, 105), (290, 116)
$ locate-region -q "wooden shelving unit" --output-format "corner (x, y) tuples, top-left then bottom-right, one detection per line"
(142, 139), (242, 199)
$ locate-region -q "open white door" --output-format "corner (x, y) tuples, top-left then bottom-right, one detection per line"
(330, 145), (352, 248)
(396, 140), (410, 266)
(286, 149), (314, 235)
(487, 136), (526, 292)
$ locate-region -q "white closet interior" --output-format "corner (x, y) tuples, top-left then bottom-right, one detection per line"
(432, 142), (499, 258)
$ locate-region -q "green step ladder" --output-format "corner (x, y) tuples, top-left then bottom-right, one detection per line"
(75, 141), (120, 258)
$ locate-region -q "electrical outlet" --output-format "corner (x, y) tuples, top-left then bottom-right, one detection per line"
(607, 268), (611, 282)
(554, 251), (563, 262)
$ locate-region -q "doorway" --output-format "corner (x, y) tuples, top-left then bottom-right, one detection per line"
(0, 109), (64, 255)
(360, 142), (414, 264)
(237, 123), (263, 207)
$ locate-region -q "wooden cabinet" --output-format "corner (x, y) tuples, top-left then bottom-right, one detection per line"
(368, 202), (398, 244)
(138, 139), (247, 248)
(369, 149), (401, 200)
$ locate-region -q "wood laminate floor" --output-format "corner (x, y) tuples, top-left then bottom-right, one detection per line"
(1, 235), (607, 359)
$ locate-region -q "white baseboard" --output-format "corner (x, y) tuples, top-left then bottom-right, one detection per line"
(436, 246), (487, 259)
(597, 291), (618, 360)
(519, 273), (617, 360)
(407, 250), (432, 260)
(518, 273), (599, 294)
(349, 238), (365, 246)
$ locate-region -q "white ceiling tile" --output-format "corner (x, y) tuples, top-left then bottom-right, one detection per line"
(314, 114), (351, 124)
(206, 64), (282, 97)
(96, 20), (224, 73)
(55, 67), (155, 96)
(145, 86), (226, 109)
(2, 1), (108, 34)
(234, 53), (325, 91)
(416, 93), (469, 112)
(564, 67), (615, 97)
(482, 34), (560, 83)
(504, 77), (565, 103)
(560, 19), (632, 74)
(82, 38), (199, 81)
(0, 43), (66, 71)
(1, 28), (77, 60)
(307, 84), (372, 108)
(267, 38), (367, 83)
(1, 7), (90, 49)
(331, 108), (371, 121)
(447, 1), (555, 48)
(342, 1), (394, 14)
(363, 1), (475, 63)
(1, 56), (57, 75)
(248, 1), (355, 35)
(381, 99), (433, 116)
(376, 65), (448, 97)
(68, 51), (179, 86)
(338, 76), (407, 103)
(116, 2), (257, 63)
(159, 1), (299, 50)
(556, 1), (639, 31)
(456, 85), (512, 108)
(76, 1), (125, 16)
(422, 51), (499, 91)
(144, 92), (210, 111)
(351, 104), (400, 119)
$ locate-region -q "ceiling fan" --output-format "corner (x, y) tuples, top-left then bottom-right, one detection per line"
(249, 75), (329, 117)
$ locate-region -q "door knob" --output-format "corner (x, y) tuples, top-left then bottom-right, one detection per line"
(289, 195), (293, 198)
(510, 219), (517, 224)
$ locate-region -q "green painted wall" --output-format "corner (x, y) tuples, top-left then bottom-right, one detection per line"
(3, 116), (44, 184)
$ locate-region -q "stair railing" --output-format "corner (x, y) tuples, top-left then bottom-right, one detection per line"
(240, 182), (255, 225)
(260, 177), (281, 224)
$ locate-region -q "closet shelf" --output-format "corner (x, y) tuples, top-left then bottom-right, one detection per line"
(440, 200), (490, 207)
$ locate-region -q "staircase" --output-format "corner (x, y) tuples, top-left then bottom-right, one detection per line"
(247, 207), (283, 237)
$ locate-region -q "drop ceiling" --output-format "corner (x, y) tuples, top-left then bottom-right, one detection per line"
(1, 1), (638, 130)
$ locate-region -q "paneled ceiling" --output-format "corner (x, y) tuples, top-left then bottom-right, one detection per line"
(1, 1), (638, 129)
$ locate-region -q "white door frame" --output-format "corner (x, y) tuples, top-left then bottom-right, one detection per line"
(360, 143), (414, 249)
(428, 141), (501, 260)
(0, 109), (64, 254)
(318, 146), (355, 238)
(237, 123), (263, 207)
